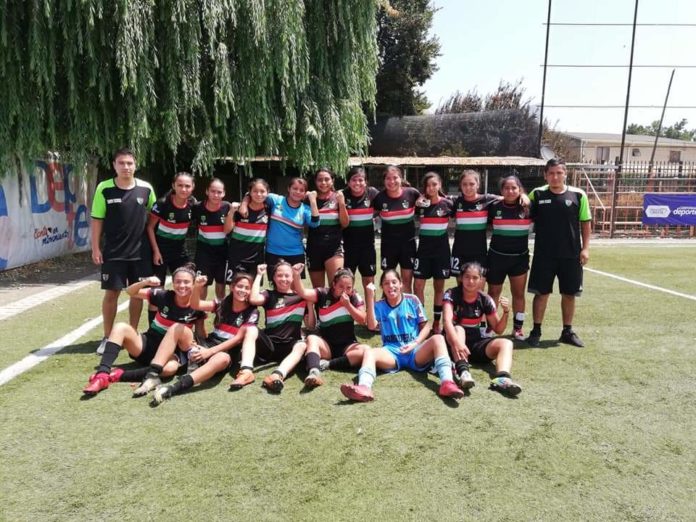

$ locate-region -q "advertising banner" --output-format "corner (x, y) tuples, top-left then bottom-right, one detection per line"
(0, 160), (96, 271)
(642, 193), (696, 226)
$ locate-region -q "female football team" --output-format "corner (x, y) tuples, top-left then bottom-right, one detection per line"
(83, 166), (528, 404)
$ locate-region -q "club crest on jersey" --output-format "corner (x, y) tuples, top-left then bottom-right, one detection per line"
(201, 215), (207, 223)
(496, 211), (502, 217)
(436, 208), (446, 217)
(364, 200), (370, 207)
(328, 200), (336, 210)
(102, 274), (109, 281)
(235, 316), (243, 327)
(276, 298), (285, 308)
(401, 200), (409, 208)
(565, 200), (572, 207)
(475, 204), (482, 211)
(168, 212), (175, 220)
(382, 203), (388, 209)
(137, 197), (144, 205)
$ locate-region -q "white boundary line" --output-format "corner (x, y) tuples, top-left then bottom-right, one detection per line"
(0, 274), (97, 321)
(0, 299), (130, 386)
(586, 267), (696, 302)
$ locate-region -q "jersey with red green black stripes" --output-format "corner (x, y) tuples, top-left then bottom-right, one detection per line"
(315, 287), (363, 347)
(488, 200), (531, 255)
(373, 187), (420, 242)
(261, 290), (306, 345)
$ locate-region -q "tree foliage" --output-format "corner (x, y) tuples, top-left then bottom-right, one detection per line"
(0, 0), (378, 175)
(627, 119), (696, 142)
(375, 0), (439, 116)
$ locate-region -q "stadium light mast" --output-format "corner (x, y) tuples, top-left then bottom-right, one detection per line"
(609, 0), (640, 238)
(537, 0), (553, 154)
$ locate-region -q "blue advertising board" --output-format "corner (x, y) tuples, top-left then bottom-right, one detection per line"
(643, 193), (696, 226)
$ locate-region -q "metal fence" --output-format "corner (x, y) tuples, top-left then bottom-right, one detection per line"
(569, 161), (696, 237)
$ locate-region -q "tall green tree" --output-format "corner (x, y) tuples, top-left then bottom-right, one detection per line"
(0, 0), (378, 175)
(375, 0), (439, 116)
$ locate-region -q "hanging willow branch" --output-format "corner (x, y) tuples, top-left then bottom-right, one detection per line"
(0, 0), (378, 175)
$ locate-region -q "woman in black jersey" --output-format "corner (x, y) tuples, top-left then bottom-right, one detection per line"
(414, 172), (454, 333)
(341, 167), (379, 296)
(147, 272), (261, 405)
(191, 178), (231, 301)
(290, 265), (370, 386)
(248, 262), (308, 393)
(225, 178), (269, 279)
(486, 176), (532, 340)
(306, 168), (349, 288)
(373, 165), (421, 293)
(82, 264), (206, 396)
(147, 171), (196, 286)
(442, 262), (522, 396)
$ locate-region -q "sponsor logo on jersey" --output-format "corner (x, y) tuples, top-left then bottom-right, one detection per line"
(107, 198), (123, 204)
(201, 215), (207, 223)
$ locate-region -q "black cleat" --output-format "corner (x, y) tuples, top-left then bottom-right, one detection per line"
(526, 332), (541, 347)
(559, 330), (584, 347)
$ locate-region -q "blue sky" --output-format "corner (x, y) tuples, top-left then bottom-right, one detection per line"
(423, 0), (696, 135)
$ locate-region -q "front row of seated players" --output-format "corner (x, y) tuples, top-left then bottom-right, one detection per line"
(83, 261), (522, 403)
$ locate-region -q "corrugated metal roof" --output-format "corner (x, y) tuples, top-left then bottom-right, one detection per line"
(564, 132), (696, 147)
(219, 156), (546, 167)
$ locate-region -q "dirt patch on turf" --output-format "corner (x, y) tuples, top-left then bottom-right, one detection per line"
(0, 252), (98, 290)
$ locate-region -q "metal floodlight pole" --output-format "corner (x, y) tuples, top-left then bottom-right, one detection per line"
(537, 0), (553, 154)
(609, 0), (639, 238)
(649, 69), (676, 168)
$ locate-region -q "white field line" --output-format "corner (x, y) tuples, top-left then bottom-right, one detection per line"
(586, 267), (696, 302)
(0, 299), (130, 386)
(0, 275), (97, 321)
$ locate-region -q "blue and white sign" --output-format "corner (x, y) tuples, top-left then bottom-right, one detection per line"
(643, 193), (696, 226)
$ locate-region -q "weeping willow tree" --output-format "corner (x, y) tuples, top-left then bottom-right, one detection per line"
(0, 0), (378, 175)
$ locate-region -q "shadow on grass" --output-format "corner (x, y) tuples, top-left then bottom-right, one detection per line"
(409, 372), (461, 408)
(511, 339), (560, 350)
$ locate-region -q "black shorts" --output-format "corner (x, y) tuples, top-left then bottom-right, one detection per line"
(344, 244), (377, 277)
(154, 252), (190, 286)
(225, 259), (260, 283)
(446, 334), (493, 365)
(381, 239), (417, 271)
(254, 331), (302, 363)
(450, 254), (488, 277)
(311, 334), (357, 359)
(100, 259), (154, 291)
(195, 251), (227, 285)
(486, 251), (529, 285)
(306, 240), (344, 272)
(130, 332), (162, 366)
(414, 254), (451, 280)
(265, 252), (306, 280)
(528, 255), (583, 296)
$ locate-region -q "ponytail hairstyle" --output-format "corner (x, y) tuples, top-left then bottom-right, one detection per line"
(164, 171), (195, 204)
(203, 177), (225, 203)
(173, 262), (197, 280)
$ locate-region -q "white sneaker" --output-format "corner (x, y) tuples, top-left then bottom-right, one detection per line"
(96, 337), (107, 355)
(132, 376), (161, 397)
(458, 370), (476, 390)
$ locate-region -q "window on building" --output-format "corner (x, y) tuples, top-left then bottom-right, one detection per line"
(632, 148), (641, 157)
(669, 150), (681, 163)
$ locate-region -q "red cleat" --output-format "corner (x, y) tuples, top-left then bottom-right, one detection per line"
(340, 383), (374, 402)
(109, 367), (125, 383)
(438, 379), (465, 399)
(83, 373), (110, 395)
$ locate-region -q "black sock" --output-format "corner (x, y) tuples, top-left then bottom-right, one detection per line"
(495, 371), (511, 379)
(240, 365), (254, 372)
(144, 363), (164, 380)
(120, 367), (149, 382)
(306, 352), (320, 371)
(563, 324), (573, 333)
(148, 310), (156, 323)
(530, 323), (542, 335)
(97, 341), (122, 374)
(454, 360), (470, 374)
(513, 318), (524, 329)
(433, 305), (443, 323)
(170, 374), (195, 395)
(328, 356), (351, 371)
